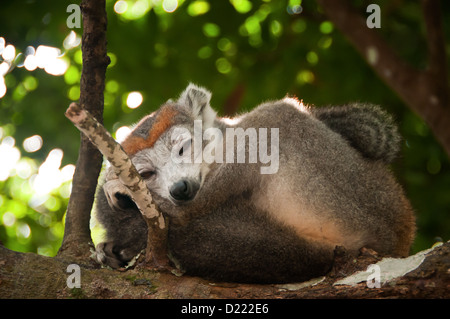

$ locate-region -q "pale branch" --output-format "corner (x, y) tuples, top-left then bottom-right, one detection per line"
(65, 103), (159, 220)
(317, 0), (450, 157)
(65, 102), (169, 269)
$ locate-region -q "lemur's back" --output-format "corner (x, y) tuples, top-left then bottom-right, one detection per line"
(239, 100), (415, 257)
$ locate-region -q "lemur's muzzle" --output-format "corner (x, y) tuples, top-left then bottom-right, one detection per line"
(169, 179), (199, 202)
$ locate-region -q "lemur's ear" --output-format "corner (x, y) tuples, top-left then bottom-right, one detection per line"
(178, 83), (217, 128)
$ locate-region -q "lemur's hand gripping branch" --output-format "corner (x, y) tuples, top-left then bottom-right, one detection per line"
(65, 102), (169, 269)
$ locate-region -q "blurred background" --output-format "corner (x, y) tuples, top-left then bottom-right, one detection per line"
(0, 0), (449, 256)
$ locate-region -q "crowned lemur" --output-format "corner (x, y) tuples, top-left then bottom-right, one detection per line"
(94, 84), (416, 283)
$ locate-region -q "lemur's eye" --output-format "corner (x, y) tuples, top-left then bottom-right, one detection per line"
(140, 170), (156, 179)
(178, 139), (192, 157)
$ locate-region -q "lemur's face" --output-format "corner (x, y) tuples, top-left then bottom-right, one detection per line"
(131, 124), (211, 206)
(116, 84), (217, 207)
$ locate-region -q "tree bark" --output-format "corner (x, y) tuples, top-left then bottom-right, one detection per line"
(316, 0), (450, 157)
(1, 241), (449, 299)
(58, 0), (109, 259)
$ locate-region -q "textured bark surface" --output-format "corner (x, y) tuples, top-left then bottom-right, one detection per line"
(1, 242), (449, 299)
(58, 0), (109, 260)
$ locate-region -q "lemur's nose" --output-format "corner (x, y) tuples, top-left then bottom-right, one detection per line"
(170, 179), (199, 202)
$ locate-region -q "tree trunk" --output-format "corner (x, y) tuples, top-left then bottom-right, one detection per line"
(58, 0), (109, 260)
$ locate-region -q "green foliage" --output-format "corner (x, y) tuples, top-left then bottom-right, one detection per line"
(0, 142), (69, 256)
(0, 0), (449, 255)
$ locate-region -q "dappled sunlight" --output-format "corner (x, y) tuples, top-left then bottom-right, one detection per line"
(296, 70), (315, 85)
(63, 31), (81, 51)
(32, 149), (64, 196)
(114, 0), (152, 19)
(5, 42), (69, 76)
(113, 0), (208, 19)
(115, 126), (132, 143)
(0, 76), (6, 99)
(187, 0), (210, 16)
(23, 135), (43, 153)
(2, 212), (16, 227)
(126, 91), (143, 109)
(16, 223), (31, 240)
(0, 135), (75, 199)
(0, 31), (81, 99)
(0, 131), (75, 255)
(2, 44), (16, 62)
(230, 0), (252, 14)
(0, 136), (21, 182)
(33, 45), (69, 76)
(0, 29), (83, 254)
(114, 0), (128, 14)
(162, 0), (179, 13)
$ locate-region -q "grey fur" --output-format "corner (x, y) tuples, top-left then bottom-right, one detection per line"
(94, 85), (415, 283)
(310, 103), (401, 163)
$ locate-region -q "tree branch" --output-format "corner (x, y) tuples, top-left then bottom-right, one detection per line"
(316, 0), (450, 157)
(420, 0), (449, 121)
(421, 0), (448, 86)
(65, 103), (169, 269)
(58, 0), (109, 258)
(316, 0), (424, 107)
(2, 241), (449, 299)
(223, 83), (246, 116)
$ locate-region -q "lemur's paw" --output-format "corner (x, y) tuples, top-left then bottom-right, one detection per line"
(103, 179), (137, 211)
(95, 242), (140, 269)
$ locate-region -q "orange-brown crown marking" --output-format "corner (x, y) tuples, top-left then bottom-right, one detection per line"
(122, 106), (178, 156)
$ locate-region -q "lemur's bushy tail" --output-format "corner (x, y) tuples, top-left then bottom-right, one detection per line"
(311, 103), (401, 163)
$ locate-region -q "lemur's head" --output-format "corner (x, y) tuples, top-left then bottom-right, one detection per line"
(120, 84), (218, 206)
